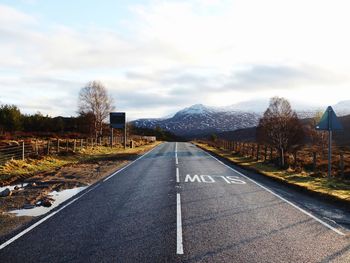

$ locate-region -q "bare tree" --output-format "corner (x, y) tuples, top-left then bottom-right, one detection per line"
(257, 97), (304, 167)
(78, 81), (114, 139)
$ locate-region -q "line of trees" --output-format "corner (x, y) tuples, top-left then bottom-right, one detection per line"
(0, 80), (114, 138)
(0, 80), (170, 140)
(0, 106), (96, 137)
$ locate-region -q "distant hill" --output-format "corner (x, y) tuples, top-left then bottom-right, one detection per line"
(132, 104), (260, 137)
(132, 100), (350, 139)
(333, 100), (350, 116)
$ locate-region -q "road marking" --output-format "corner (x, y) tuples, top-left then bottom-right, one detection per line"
(0, 143), (163, 251)
(0, 183), (101, 250)
(175, 142), (179, 165)
(183, 174), (246, 184)
(226, 176), (247, 184)
(197, 145), (346, 236)
(200, 175), (215, 183)
(220, 175), (231, 184)
(185, 174), (201, 183)
(175, 143), (183, 254)
(177, 193), (184, 255)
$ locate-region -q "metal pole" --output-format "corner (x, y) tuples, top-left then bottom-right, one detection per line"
(328, 130), (332, 178)
(124, 126), (127, 149)
(328, 107), (332, 179)
(111, 128), (114, 148)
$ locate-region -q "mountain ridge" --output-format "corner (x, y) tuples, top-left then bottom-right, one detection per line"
(132, 100), (350, 138)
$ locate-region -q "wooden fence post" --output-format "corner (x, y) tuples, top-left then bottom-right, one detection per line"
(293, 151), (298, 168)
(270, 147), (273, 161)
(66, 139), (69, 151)
(313, 152), (317, 172)
(35, 139), (38, 155)
(73, 139), (77, 152)
(22, 141), (25, 160)
(47, 140), (50, 155)
(340, 153), (344, 178)
(57, 139), (60, 153)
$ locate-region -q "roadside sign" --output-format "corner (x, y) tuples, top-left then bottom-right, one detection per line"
(316, 106), (343, 131)
(110, 112), (127, 149)
(315, 106), (343, 179)
(110, 112), (126, 129)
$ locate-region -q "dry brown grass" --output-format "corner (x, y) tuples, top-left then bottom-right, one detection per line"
(195, 142), (350, 202)
(0, 141), (161, 186)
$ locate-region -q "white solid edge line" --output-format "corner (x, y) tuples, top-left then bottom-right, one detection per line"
(196, 145), (346, 236)
(103, 143), (162, 182)
(177, 193), (184, 254)
(0, 183), (100, 250)
(0, 143), (163, 251)
(176, 167), (180, 183)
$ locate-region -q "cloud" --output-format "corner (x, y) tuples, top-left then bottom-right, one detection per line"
(0, 1), (350, 119)
(0, 4), (36, 25)
(224, 65), (345, 92)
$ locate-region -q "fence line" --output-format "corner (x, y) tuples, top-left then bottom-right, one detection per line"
(203, 139), (350, 178)
(0, 135), (156, 165)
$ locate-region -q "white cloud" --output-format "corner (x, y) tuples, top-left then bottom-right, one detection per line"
(1, 1), (350, 119)
(0, 4), (36, 25)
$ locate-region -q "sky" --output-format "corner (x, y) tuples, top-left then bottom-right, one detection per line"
(1, 0), (350, 120)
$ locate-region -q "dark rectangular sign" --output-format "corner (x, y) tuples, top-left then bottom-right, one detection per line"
(110, 112), (126, 129)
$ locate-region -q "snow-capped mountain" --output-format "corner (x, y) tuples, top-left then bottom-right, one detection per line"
(213, 99), (350, 118)
(132, 104), (260, 137)
(333, 100), (350, 116)
(132, 100), (350, 137)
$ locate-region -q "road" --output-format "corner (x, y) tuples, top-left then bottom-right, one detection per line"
(0, 142), (350, 262)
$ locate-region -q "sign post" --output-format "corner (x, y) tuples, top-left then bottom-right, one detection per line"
(110, 112), (126, 149)
(315, 106), (343, 178)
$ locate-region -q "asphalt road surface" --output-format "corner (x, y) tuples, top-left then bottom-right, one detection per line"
(1, 142), (350, 262)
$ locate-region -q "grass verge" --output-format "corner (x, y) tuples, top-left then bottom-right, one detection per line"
(195, 142), (350, 203)
(0, 142), (161, 185)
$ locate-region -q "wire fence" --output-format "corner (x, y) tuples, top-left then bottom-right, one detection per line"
(202, 139), (350, 179)
(0, 135), (156, 165)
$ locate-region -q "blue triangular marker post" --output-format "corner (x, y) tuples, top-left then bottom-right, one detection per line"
(315, 106), (343, 179)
